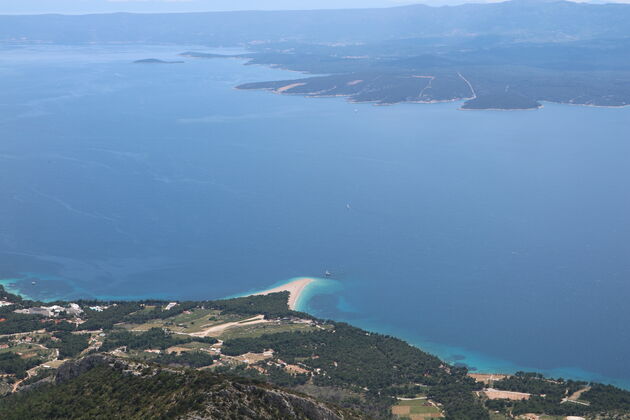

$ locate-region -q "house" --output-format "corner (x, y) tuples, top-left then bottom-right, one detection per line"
(48, 306), (65, 316)
(66, 303), (84, 316)
(15, 307), (54, 317)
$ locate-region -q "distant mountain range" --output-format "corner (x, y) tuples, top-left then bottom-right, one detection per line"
(2, 0), (629, 109)
(1, 1), (630, 44)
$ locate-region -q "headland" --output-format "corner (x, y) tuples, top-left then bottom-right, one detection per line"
(246, 277), (316, 310)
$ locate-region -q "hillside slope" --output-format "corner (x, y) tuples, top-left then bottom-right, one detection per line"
(0, 354), (360, 420)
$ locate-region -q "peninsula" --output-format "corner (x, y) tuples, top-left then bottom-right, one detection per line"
(248, 277), (315, 310)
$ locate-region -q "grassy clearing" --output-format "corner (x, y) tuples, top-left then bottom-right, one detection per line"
(0, 344), (53, 359)
(120, 321), (166, 331)
(118, 309), (249, 334)
(218, 322), (316, 341)
(167, 310), (251, 334)
(392, 397), (442, 419)
(167, 341), (215, 351)
(42, 359), (67, 368)
(114, 308), (321, 347)
(410, 405), (440, 414)
(169, 309), (219, 327)
(0, 344), (32, 355)
(399, 399), (428, 406)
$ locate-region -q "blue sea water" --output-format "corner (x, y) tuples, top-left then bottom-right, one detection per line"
(1, 45), (630, 388)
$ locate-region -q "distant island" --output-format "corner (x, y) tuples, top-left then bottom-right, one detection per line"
(2, 1), (630, 110)
(0, 284), (629, 419)
(228, 40), (630, 110)
(179, 51), (235, 59)
(133, 58), (184, 64)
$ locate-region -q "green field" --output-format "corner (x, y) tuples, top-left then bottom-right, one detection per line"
(392, 397), (442, 419)
(116, 307), (321, 344)
(218, 322), (317, 340)
(118, 309), (249, 334)
(0, 343), (54, 360)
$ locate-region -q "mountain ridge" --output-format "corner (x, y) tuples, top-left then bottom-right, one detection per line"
(1, 0), (630, 45)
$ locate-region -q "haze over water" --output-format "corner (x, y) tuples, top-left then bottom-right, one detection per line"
(1, 45), (629, 387)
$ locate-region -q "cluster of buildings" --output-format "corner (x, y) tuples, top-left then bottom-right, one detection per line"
(15, 303), (84, 318)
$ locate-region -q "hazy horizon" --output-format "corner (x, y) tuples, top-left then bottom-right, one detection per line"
(0, 0), (474, 15)
(1, 0), (628, 16)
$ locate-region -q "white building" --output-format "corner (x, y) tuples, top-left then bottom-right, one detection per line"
(66, 303), (84, 316)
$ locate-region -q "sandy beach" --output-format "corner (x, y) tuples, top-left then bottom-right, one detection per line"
(249, 277), (316, 310)
(469, 373), (510, 384)
(275, 82), (306, 93)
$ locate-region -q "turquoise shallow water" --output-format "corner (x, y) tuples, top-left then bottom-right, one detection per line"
(1, 44), (630, 388)
(291, 281), (630, 390)
(295, 279), (343, 313)
(226, 276), (341, 312)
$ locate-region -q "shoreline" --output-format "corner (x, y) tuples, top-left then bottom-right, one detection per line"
(347, 317), (630, 391)
(237, 82), (629, 111)
(246, 277), (317, 310)
(3, 274), (630, 390)
(0, 279), (37, 302)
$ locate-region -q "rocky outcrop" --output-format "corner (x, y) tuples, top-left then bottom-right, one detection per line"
(48, 355), (358, 420)
(183, 382), (353, 420)
(54, 354), (115, 384)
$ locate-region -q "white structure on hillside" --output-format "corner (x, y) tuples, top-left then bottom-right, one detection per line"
(66, 303), (84, 316)
(15, 303), (84, 318)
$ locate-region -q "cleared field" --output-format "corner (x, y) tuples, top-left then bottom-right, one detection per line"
(119, 309), (248, 334)
(169, 312), (252, 334)
(484, 389), (531, 400)
(167, 341), (215, 351)
(122, 321), (166, 331)
(0, 344), (35, 354)
(42, 359), (67, 369)
(121, 307), (321, 342)
(168, 309), (224, 331)
(218, 321), (317, 340)
(392, 398), (443, 419)
(0, 344), (54, 360)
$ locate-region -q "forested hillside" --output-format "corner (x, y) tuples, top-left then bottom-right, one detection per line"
(0, 287), (629, 419)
